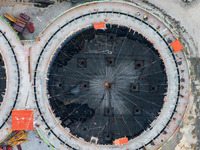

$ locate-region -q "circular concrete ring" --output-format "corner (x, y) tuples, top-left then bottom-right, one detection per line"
(32, 1), (190, 150)
(0, 18), (21, 141)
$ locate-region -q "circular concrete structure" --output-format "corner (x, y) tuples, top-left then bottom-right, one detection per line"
(0, 18), (22, 141)
(47, 25), (168, 145)
(32, 1), (190, 150)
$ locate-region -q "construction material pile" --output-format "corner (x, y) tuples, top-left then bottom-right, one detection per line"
(4, 13), (34, 33)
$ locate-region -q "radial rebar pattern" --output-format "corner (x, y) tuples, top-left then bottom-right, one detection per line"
(32, 1), (190, 149)
(47, 25), (167, 144)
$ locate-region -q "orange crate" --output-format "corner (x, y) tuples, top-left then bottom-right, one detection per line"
(12, 110), (34, 130)
(170, 40), (183, 53)
(114, 137), (129, 145)
(93, 22), (106, 30)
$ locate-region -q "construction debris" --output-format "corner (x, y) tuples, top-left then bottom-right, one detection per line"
(7, 131), (28, 147)
(3, 13), (34, 34)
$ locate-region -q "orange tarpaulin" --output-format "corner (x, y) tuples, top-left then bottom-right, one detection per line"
(114, 137), (129, 145)
(93, 22), (106, 30)
(170, 40), (183, 53)
(12, 110), (34, 130)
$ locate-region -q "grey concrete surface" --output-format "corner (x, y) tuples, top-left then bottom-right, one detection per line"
(0, 2), (72, 40)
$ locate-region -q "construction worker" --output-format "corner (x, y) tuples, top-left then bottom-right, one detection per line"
(144, 15), (148, 21)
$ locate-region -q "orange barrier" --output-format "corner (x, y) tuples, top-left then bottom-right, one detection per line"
(12, 110), (34, 130)
(170, 40), (183, 53)
(114, 137), (129, 145)
(93, 22), (106, 30)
